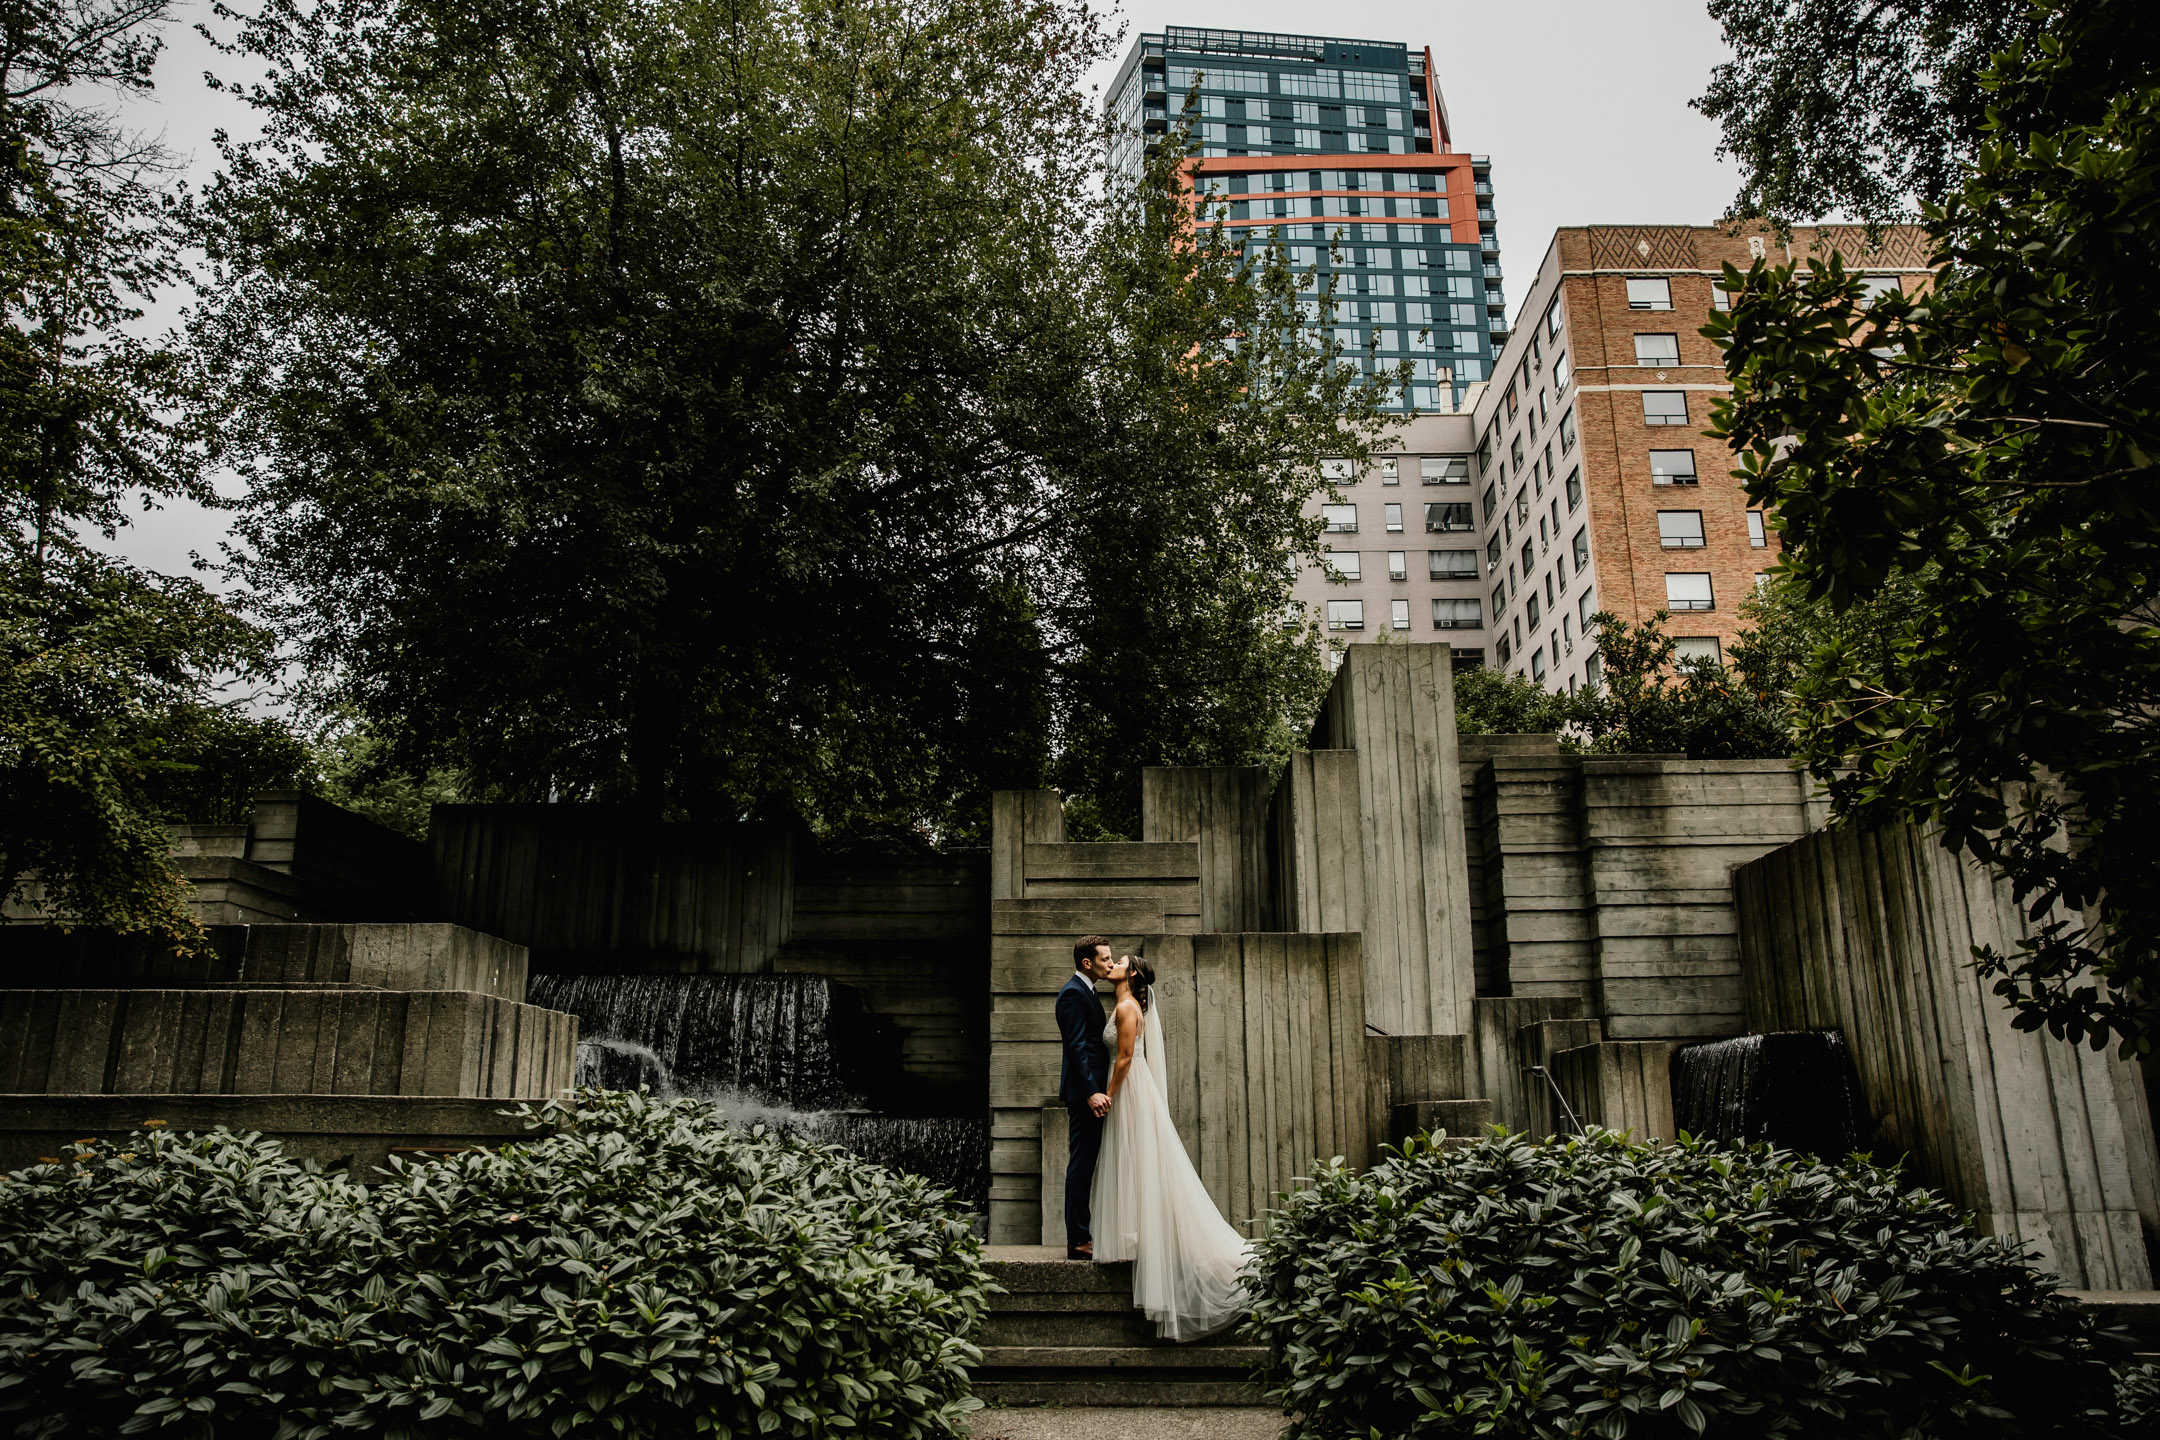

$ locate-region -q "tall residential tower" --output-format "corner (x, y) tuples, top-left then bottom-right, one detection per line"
(1106, 27), (1506, 659)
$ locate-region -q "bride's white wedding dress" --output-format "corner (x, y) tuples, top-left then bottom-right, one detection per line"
(1089, 1001), (1253, 1341)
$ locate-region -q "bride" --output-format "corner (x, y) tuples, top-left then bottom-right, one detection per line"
(1089, 953), (1253, 1341)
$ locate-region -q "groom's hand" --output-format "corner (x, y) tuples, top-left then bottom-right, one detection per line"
(1089, 1092), (1111, 1118)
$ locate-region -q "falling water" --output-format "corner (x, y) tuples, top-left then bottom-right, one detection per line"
(528, 973), (988, 1210)
(1670, 1029), (1867, 1158)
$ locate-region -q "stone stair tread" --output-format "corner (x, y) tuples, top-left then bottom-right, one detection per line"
(972, 1379), (1265, 1408)
(977, 1345), (1264, 1369)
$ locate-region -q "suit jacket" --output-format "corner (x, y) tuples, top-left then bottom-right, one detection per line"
(1056, 973), (1110, 1106)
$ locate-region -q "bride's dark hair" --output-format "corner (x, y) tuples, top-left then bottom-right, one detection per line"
(1125, 954), (1156, 1014)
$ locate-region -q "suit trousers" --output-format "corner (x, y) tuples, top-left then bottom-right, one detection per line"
(1064, 1100), (1104, 1250)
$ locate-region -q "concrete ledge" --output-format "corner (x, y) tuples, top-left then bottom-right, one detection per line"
(972, 1380), (1264, 1408)
(0, 988), (575, 1098)
(0, 1093), (555, 1176)
(980, 1346), (1266, 1369)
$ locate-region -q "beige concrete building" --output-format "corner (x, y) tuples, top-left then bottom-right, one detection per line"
(1289, 412), (1495, 663)
(1470, 223), (1932, 690)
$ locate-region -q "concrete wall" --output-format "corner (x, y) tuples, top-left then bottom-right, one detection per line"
(1736, 823), (2160, 1290)
(0, 1094), (549, 1176)
(0, 987), (575, 1099)
(1038, 932), (1374, 1242)
(1301, 645), (1478, 1036)
(1455, 737), (1822, 1040)
(431, 807), (799, 973)
(986, 790), (1203, 1243)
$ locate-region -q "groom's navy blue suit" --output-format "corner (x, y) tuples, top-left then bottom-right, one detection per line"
(1056, 971), (1112, 1251)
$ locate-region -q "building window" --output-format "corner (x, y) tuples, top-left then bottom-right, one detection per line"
(1421, 456), (1471, 484)
(1675, 636), (1722, 664)
(1748, 510), (1768, 547)
(1531, 647), (1548, 681)
(1657, 510), (1706, 548)
(1388, 598), (1411, 630)
(1553, 349), (1571, 391)
(1519, 539), (1534, 574)
(1585, 651), (1602, 688)
(1650, 450), (1699, 485)
(1430, 549), (1478, 580)
(1482, 483), (1499, 520)
(1526, 592), (1542, 626)
(1665, 573), (1714, 611)
(1545, 295), (1563, 339)
(1578, 586), (1596, 628)
(1571, 528), (1590, 570)
(1514, 487), (1530, 523)
(1323, 503), (1358, 531)
(1858, 274), (1901, 302)
(1491, 581), (1507, 616)
(1388, 550), (1408, 581)
(1433, 597), (1481, 630)
(1626, 277), (1673, 310)
(1425, 502), (1473, 532)
(1322, 457), (1353, 480)
(1496, 632), (1513, 664)
(1326, 599), (1365, 630)
(1565, 468), (1583, 512)
(1559, 409), (1577, 454)
(1633, 333), (1681, 366)
(1642, 391), (1689, 426)
(1385, 502), (1403, 532)
(1379, 458), (1400, 485)
(1711, 281), (1732, 311)
(1323, 551), (1362, 580)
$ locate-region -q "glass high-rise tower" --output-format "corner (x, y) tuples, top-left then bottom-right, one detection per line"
(1106, 27), (1507, 413)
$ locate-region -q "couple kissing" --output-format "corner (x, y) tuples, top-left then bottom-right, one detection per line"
(1055, 935), (1251, 1341)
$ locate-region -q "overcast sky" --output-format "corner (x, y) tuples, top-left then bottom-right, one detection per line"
(104, 0), (1741, 578)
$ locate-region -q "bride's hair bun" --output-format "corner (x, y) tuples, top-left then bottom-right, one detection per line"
(1127, 954), (1156, 1013)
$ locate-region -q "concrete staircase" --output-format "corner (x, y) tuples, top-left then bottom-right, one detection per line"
(976, 1249), (1266, 1407)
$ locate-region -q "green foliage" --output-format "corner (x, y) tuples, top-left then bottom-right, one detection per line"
(309, 712), (465, 840)
(0, 1089), (988, 1439)
(0, 540), (282, 938)
(1712, 0), (2160, 1052)
(1246, 1129), (2148, 1439)
(1453, 664), (1586, 740)
(191, 0), (1387, 839)
(1694, 0), (2038, 225)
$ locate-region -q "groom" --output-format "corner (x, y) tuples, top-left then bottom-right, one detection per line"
(1056, 936), (1114, 1260)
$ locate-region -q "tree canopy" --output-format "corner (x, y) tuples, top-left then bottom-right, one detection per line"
(2, 0), (293, 939)
(1713, 0), (2160, 1052)
(1695, 0), (2039, 225)
(192, 0), (1391, 840)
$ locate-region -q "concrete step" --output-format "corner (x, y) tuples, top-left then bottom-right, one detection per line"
(974, 1379), (1265, 1407)
(981, 1346), (1264, 1370)
(1390, 1097), (1493, 1145)
(983, 1309), (1162, 1347)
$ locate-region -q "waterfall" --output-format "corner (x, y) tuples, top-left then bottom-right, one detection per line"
(1670, 1029), (1867, 1159)
(528, 972), (987, 1211)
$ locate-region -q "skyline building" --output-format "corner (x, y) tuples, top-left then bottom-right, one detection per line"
(1105, 26), (1508, 414)
(1470, 222), (1932, 692)
(1106, 26), (1507, 661)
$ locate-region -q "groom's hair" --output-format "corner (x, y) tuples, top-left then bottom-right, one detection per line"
(1074, 935), (1108, 967)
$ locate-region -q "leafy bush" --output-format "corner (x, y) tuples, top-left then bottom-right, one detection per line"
(1246, 1129), (2148, 1438)
(0, 1090), (988, 1439)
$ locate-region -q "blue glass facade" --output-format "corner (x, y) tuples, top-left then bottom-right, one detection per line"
(1108, 27), (1507, 412)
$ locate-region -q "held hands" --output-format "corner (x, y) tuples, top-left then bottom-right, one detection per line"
(1089, 1092), (1112, 1118)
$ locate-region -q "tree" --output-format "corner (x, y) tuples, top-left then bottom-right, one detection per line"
(193, 0), (1392, 840)
(1694, 0), (2038, 225)
(1712, 0), (2160, 1052)
(1577, 609), (1791, 759)
(1, 1), (288, 939)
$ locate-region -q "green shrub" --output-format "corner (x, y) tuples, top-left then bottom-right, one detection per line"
(1246, 1128), (2148, 1439)
(0, 1090), (987, 1439)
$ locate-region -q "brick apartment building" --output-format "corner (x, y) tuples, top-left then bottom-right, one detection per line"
(1472, 223), (1932, 691)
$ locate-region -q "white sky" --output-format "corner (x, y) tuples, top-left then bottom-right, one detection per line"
(102, 0), (1741, 578)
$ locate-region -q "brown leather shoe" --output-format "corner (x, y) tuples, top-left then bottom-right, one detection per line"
(1066, 1243), (1093, 1261)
